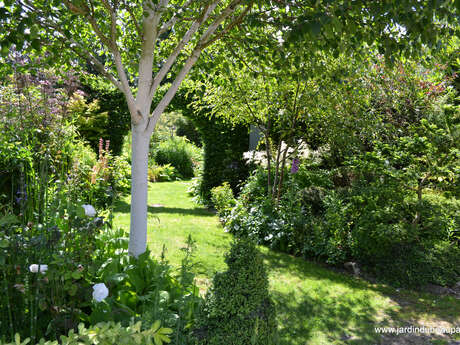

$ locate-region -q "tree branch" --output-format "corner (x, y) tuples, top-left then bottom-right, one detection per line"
(148, 1), (219, 100)
(200, 4), (251, 49)
(124, 2), (142, 39)
(146, 0), (251, 134)
(158, 0), (194, 37)
(26, 12), (124, 94)
(135, 0), (169, 114)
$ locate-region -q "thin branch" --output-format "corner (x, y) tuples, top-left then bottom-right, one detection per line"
(27, 13), (124, 93)
(107, 1), (118, 46)
(146, 0), (250, 134)
(228, 43), (259, 74)
(62, 0), (113, 48)
(148, 1), (219, 99)
(146, 48), (202, 134)
(124, 3), (142, 38)
(292, 76), (301, 115)
(200, 4), (250, 49)
(135, 0), (169, 110)
(158, 0), (194, 37)
(96, 0), (137, 121)
(196, 0), (244, 49)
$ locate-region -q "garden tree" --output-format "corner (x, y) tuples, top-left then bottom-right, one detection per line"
(0, 0), (458, 257)
(0, 0), (256, 257)
(193, 0), (458, 196)
(193, 55), (321, 202)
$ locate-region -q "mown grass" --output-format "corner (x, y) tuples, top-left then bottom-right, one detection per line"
(114, 181), (460, 345)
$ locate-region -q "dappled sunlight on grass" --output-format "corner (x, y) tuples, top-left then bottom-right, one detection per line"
(114, 181), (460, 345)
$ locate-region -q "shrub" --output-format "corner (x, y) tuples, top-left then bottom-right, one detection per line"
(227, 160), (460, 287)
(210, 182), (235, 222)
(153, 136), (201, 179)
(0, 201), (108, 341)
(0, 208), (201, 342)
(148, 163), (177, 182)
(193, 239), (277, 345)
(1, 321), (172, 345)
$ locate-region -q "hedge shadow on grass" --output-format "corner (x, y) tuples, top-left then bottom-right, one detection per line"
(260, 249), (460, 345)
(114, 200), (215, 217)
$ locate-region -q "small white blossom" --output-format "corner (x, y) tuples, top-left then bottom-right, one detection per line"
(92, 283), (109, 302)
(264, 234), (273, 241)
(82, 204), (96, 217)
(29, 264), (48, 273)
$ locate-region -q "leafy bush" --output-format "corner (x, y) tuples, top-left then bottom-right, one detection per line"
(1, 321), (172, 345)
(90, 244), (201, 340)
(0, 207), (201, 342)
(192, 239), (277, 345)
(227, 157), (459, 287)
(152, 136), (201, 179)
(70, 138), (131, 209)
(79, 76), (131, 156)
(68, 91), (109, 153)
(210, 182), (235, 222)
(148, 163), (178, 182)
(0, 201), (108, 341)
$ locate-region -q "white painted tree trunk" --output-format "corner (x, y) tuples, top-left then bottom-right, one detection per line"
(120, 0), (247, 257)
(128, 124), (151, 257)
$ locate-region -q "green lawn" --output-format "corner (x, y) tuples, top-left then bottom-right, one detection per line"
(114, 181), (460, 345)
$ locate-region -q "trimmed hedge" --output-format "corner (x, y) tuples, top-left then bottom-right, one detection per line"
(193, 239), (277, 345)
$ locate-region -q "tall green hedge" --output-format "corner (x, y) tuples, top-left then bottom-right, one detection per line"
(169, 86), (250, 202)
(79, 77), (131, 156)
(194, 115), (250, 201)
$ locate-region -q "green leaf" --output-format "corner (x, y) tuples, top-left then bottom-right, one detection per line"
(151, 320), (161, 333)
(68, 284), (78, 296)
(31, 38), (40, 51)
(0, 214), (19, 226)
(71, 270), (82, 280)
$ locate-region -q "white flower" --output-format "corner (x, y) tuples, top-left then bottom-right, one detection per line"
(29, 264), (48, 273)
(82, 204), (96, 217)
(92, 283), (109, 302)
(264, 234), (273, 241)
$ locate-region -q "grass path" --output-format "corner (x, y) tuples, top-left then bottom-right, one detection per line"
(114, 181), (460, 345)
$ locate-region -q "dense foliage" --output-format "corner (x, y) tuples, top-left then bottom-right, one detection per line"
(0, 321), (173, 345)
(168, 86), (250, 203)
(78, 77), (131, 156)
(152, 136), (201, 179)
(218, 57), (460, 288)
(192, 239), (277, 345)
(0, 73), (200, 343)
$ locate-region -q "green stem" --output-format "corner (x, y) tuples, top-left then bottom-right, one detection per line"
(2, 270), (14, 341)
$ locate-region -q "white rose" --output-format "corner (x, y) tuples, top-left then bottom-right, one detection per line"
(82, 204), (96, 217)
(29, 264), (48, 273)
(92, 283), (109, 302)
